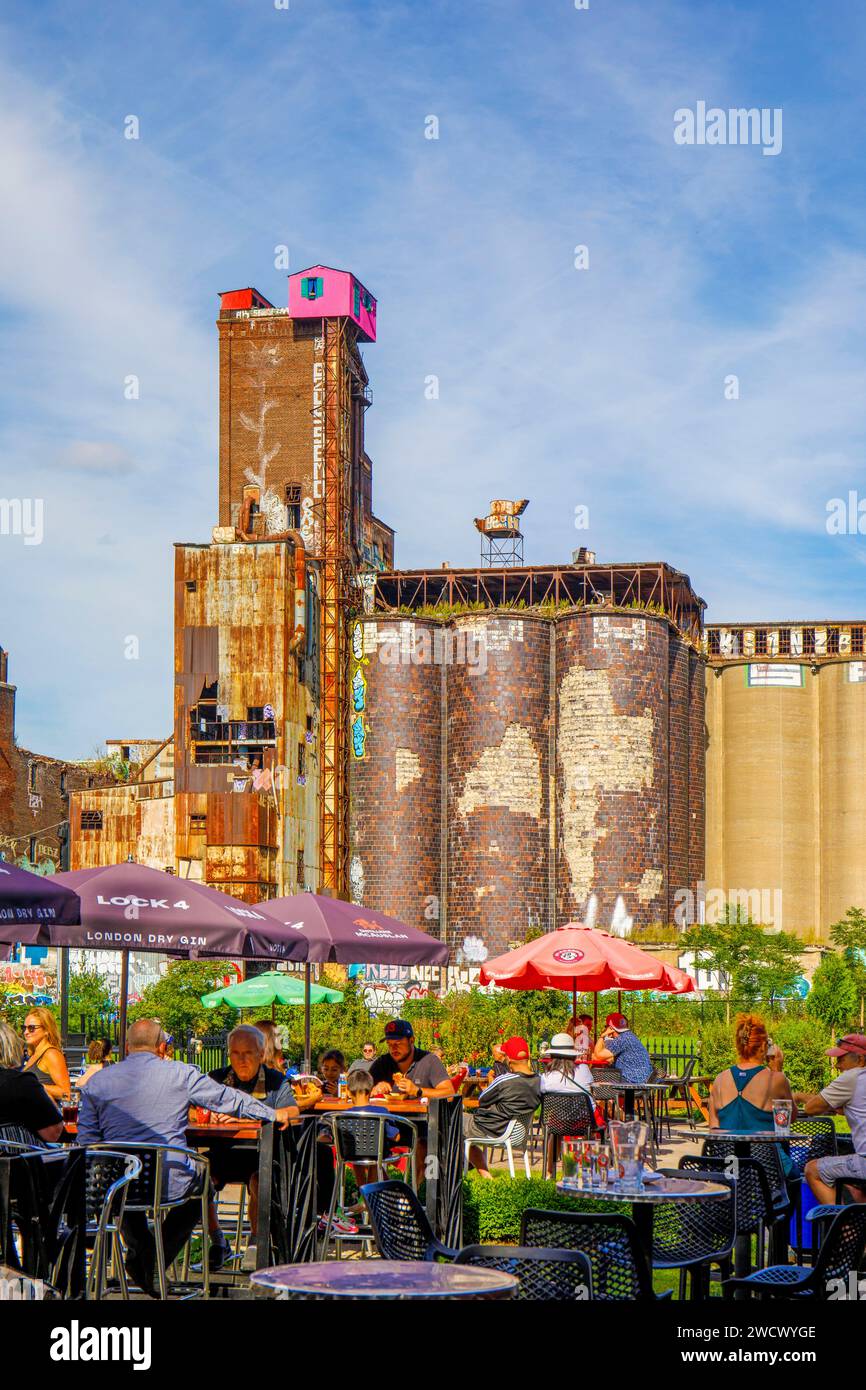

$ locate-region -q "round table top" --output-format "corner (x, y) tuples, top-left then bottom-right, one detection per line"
(557, 1175), (731, 1204)
(250, 1260), (518, 1300)
(692, 1128), (794, 1143)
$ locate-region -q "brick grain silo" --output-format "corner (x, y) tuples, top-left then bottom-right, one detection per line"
(347, 617), (442, 931)
(446, 614), (551, 958)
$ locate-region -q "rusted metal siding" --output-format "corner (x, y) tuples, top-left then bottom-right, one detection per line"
(174, 538), (319, 902)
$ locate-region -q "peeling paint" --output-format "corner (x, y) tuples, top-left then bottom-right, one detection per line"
(637, 867), (663, 903)
(395, 747), (423, 795)
(457, 724), (542, 819)
(558, 666), (654, 903)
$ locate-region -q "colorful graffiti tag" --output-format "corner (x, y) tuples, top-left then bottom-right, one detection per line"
(349, 619), (369, 760)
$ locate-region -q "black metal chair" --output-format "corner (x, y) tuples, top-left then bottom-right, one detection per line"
(454, 1244), (593, 1301)
(83, 1150), (142, 1300)
(322, 1113), (418, 1255)
(724, 1206), (866, 1300)
(703, 1136), (794, 1264)
(654, 1167), (737, 1299)
(360, 1180), (460, 1261)
(539, 1092), (600, 1179)
(0, 1145), (86, 1298)
(786, 1118), (837, 1261)
(519, 1207), (666, 1300)
(88, 1142), (210, 1299)
(677, 1153), (774, 1273)
(657, 1057), (698, 1135)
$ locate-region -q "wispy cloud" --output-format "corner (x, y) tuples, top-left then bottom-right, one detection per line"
(1, 0), (865, 755)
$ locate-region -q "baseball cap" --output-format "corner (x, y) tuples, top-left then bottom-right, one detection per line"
(605, 1013), (630, 1032)
(500, 1035), (530, 1061)
(826, 1033), (866, 1058)
(381, 1018), (414, 1042)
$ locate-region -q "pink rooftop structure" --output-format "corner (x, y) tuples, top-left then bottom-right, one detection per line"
(288, 265), (377, 342)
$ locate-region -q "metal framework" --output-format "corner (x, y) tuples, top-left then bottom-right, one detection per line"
(370, 562), (706, 643)
(315, 317), (353, 895)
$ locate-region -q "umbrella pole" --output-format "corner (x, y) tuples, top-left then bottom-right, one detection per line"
(593, 991), (598, 1039)
(572, 978), (577, 1027)
(119, 950), (130, 1056)
(304, 964), (311, 1073)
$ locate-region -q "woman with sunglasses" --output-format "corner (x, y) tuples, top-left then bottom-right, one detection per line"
(21, 1007), (71, 1103)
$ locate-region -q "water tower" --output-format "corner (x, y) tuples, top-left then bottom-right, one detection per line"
(474, 499), (529, 567)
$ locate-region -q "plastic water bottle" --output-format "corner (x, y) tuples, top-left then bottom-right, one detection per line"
(338, 1072), (347, 1099)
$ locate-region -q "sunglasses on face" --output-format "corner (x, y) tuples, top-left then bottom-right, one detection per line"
(23, 1024), (42, 1033)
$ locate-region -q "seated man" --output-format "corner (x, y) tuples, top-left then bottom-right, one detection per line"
(592, 1012), (653, 1085)
(205, 1024), (302, 1270)
(78, 1019), (298, 1296)
(368, 1019), (453, 1100)
(464, 1036), (540, 1178)
(794, 1033), (866, 1205)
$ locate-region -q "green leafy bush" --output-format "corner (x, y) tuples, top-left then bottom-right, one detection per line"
(807, 952), (860, 1035)
(462, 1173), (625, 1244)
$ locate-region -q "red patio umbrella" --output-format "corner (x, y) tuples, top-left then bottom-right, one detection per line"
(479, 922), (695, 1030)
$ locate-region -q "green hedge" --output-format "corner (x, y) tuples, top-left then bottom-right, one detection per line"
(461, 1173), (625, 1244)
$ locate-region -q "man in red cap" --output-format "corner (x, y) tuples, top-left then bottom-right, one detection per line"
(591, 1012), (653, 1085)
(793, 1033), (866, 1203)
(464, 1036), (540, 1178)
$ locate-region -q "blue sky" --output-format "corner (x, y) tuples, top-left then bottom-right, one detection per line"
(2, 0), (866, 756)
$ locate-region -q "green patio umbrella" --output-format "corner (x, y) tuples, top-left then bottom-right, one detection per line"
(201, 970), (344, 1022)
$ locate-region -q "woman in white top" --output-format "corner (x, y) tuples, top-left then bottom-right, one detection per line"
(539, 1034), (595, 1097)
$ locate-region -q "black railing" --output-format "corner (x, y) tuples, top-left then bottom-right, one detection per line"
(191, 720), (276, 743)
(76, 1017), (229, 1071)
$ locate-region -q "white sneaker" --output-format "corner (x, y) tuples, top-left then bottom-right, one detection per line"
(241, 1242), (259, 1271)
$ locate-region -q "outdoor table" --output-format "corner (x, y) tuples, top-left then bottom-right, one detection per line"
(556, 1173), (730, 1262)
(590, 1080), (657, 1123)
(250, 1258), (517, 1300)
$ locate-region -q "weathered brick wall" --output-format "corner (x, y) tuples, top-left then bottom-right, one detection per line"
(447, 616), (550, 956)
(348, 619), (442, 930)
(218, 315), (319, 536)
(1, 662), (100, 870)
(556, 612), (669, 925)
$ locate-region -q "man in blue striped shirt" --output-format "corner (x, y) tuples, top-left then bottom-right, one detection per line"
(79, 1018), (297, 1295)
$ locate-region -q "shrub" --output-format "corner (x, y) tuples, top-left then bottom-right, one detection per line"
(807, 952), (860, 1035)
(461, 1173), (624, 1244)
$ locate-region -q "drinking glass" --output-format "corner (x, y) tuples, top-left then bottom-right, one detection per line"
(596, 1144), (611, 1190)
(772, 1099), (793, 1134)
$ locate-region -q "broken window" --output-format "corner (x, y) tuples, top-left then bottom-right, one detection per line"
(827, 627), (840, 655)
(707, 630), (720, 655)
(296, 848), (305, 890)
(778, 628), (791, 656)
(852, 626), (864, 655)
(28, 763), (37, 792)
(81, 811), (103, 830)
(286, 484), (302, 530)
(755, 629), (768, 656)
(803, 628), (816, 656)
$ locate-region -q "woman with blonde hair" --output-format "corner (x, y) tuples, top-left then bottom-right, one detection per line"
(0, 1020), (64, 1150)
(709, 1013), (797, 1170)
(21, 1007), (71, 1103)
(253, 1019), (287, 1073)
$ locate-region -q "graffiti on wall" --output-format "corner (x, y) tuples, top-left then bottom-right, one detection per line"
(350, 961), (498, 1014)
(350, 619), (369, 760)
(0, 959), (58, 1007)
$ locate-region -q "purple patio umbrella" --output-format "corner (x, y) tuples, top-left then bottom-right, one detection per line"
(49, 864), (270, 1051)
(247, 893), (449, 1068)
(0, 861), (81, 946)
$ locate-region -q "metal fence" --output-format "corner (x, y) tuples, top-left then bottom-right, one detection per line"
(75, 1017), (229, 1071)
